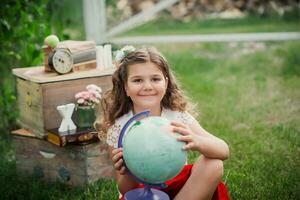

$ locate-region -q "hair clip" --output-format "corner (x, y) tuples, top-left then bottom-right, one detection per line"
(115, 45), (136, 63)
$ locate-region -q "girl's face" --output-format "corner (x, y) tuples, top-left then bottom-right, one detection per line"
(125, 62), (168, 113)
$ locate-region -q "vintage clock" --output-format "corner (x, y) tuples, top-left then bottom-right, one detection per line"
(48, 48), (97, 75)
(48, 48), (73, 74)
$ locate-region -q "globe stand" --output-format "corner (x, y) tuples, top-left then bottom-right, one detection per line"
(118, 111), (170, 200)
(124, 186), (169, 200)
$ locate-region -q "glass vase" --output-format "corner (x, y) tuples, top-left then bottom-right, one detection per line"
(75, 105), (96, 129)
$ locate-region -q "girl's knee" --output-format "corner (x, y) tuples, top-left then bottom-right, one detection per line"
(194, 156), (224, 181)
(210, 159), (224, 180)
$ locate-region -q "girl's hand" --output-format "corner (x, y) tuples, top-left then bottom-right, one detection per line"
(171, 121), (202, 152)
(111, 148), (127, 175)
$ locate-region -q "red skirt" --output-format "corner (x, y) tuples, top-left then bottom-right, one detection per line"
(119, 164), (230, 200)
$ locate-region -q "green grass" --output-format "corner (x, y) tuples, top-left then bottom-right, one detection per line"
(1, 40), (299, 199)
(160, 41), (300, 199)
(121, 12), (300, 36)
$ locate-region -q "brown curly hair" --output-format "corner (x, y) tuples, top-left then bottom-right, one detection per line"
(95, 47), (192, 140)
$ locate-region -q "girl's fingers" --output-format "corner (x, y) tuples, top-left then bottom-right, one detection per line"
(120, 166), (127, 175)
(177, 135), (192, 142)
(170, 121), (187, 129)
(182, 143), (194, 150)
(114, 158), (124, 170)
(172, 126), (190, 136)
(112, 148), (122, 155)
(112, 151), (123, 163)
(111, 148), (127, 174)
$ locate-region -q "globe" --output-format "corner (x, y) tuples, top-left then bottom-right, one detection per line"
(122, 116), (187, 185)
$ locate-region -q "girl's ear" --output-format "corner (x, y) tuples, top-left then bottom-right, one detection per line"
(165, 77), (168, 90)
(124, 83), (129, 96)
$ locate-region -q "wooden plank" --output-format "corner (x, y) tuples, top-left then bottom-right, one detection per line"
(86, 165), (114, 183)
(73, 60), (96, 72)
(86, 156), (112, 177)
(13, 135), (41, 155)
(11, 129), (36, 138)
(12, 66), (115, 83)
(93, 165), (114, 179)
(13, 135), (114, 185)
(83, 141), (108, 157)
(16, 79), (44, 137)
(38, 168), (87, 186)
(20, 166), (81, 186)
(14, 135), (85, 160)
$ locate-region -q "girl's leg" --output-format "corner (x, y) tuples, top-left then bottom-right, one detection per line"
(174, 155), (224, 200)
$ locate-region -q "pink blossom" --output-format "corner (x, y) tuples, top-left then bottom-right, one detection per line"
(75, 84), (103, 107)
(75, 91), (84, 99)
(82, 91), (91, 99)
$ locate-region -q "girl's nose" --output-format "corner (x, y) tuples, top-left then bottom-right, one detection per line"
(143, 80), (153, 90)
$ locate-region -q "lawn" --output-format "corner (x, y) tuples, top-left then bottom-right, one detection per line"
(1, 40), (299, 199)
(160, 41), (300, 199)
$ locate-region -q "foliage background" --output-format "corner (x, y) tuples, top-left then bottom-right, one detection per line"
(0, 0), (84, 135)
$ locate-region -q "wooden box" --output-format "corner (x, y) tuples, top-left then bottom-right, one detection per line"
(12, 66), (115, 138)
(13, 130), (114, 186)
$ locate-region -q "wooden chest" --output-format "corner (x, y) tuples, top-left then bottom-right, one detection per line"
(12, 66), (115, 138)
(13, 130), (114, 186)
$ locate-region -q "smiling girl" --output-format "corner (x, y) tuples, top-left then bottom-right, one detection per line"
(96, 47), (230, 200)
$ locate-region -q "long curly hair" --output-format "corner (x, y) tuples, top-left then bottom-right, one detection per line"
(95, 47), (192, 140)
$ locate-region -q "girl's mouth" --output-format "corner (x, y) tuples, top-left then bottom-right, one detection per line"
(139, 94), (157, 97)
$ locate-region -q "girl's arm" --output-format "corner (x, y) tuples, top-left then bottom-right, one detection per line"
(108, 146), (139, 194)
(172, 119), (229, 160)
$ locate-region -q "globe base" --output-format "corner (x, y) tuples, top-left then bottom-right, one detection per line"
(124, 187), (169, 200)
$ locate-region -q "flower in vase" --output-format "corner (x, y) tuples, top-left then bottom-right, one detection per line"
(75, 84), (102, 108)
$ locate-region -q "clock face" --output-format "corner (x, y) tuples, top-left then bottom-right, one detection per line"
(52, 49), (73, 74)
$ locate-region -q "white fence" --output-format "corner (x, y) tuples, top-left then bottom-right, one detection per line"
(82, 0), (180, 44)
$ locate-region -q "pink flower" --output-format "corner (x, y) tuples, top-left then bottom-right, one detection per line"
(74, 91), (84, 99)
(74, 84), (103, 107)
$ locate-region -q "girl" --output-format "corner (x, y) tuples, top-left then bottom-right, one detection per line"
(96, 47), (230, 200)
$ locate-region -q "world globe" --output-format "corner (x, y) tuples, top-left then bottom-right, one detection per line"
(121, 116), (187, 185)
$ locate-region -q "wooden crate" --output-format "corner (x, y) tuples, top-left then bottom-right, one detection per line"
(13, 130), (114, 186)
(12, 66), (115, 138)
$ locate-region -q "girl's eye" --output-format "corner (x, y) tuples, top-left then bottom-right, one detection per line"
(133, 79), (143, 83)
(152, 78), (162, 82)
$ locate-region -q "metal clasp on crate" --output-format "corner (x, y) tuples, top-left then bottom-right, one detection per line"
(25, 91), (32, 107)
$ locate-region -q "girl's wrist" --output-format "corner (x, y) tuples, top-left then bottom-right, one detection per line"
(194, 135), (204, 153)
